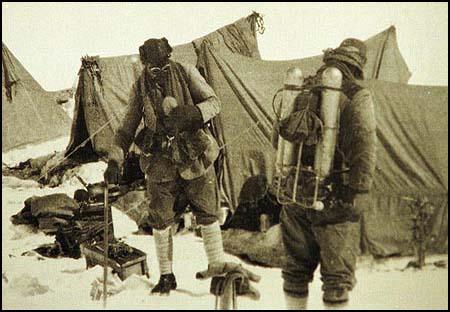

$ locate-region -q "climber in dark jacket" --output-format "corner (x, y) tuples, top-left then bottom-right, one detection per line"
(103, 38), (225, 295)
(280, 38), (377, 307)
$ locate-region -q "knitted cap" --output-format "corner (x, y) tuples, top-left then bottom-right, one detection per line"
(139, 37), (172, 67)
(323, 38), (367, 75)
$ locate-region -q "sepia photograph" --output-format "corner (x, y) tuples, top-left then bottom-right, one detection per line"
(2, 2), (448, 310)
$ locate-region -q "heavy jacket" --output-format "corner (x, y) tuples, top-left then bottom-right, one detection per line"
(109, 61), (221, 182)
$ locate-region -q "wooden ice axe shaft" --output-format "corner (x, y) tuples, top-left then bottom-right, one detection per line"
(103, 183), (109, 308)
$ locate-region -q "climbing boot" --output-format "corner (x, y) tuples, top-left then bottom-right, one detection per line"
(151, 273), (177, 295)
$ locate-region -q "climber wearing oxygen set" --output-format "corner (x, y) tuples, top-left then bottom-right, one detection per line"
(273, 38), (377, 307)
(102, 37), (227, 295)
(103, 38), (260, 299)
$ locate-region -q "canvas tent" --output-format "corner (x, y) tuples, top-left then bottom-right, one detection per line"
(66, 23), (411, 161)
(2, 43), (72, 152)
(65, 13), (447, 257)
(65, 13), (264, 159)
(195, 26), (413, 211)
(199, 44), (448, 256)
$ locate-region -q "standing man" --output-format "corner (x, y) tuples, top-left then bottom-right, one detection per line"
(104, 38), (225, 295)
(280, 38), (377, 307)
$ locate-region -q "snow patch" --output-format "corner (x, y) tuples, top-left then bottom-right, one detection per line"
(10, 225), (38, 241)
(6, 274), (50, 297)
(60, 97), (75, 120)
(57, 161), (107, 190)
(72, 161), (107, 185)
(1, 137), (448, 310)
(2, 176), (40, 189)
(2, 136), (70, 167)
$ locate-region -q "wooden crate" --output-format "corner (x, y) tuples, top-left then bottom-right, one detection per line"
(81, 242), (150, 281)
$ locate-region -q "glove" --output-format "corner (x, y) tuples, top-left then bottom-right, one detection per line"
(196, 262), (261, 300)
(340, 185), (357, 205)
(168, 130), (210, 166)
(104, 160), (121, 185)
(339, 186), (368, 220)
(134, 127), (154, 155)
(165, 105), (204, 135)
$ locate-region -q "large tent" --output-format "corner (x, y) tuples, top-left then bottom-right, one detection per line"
(66, 16), (409, 159)
(2, 43), (72, 152)
(65, 13), (264, 158)
(199, 45), (448, 256)
(65, 13), (447, 257)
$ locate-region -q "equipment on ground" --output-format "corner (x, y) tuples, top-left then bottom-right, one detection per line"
(81, 241), (150, 281)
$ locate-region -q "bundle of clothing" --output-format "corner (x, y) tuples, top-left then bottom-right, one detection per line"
(11, 183), (119, 259)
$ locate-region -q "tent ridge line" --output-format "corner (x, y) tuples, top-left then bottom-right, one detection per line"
(373, 27), (391, 79)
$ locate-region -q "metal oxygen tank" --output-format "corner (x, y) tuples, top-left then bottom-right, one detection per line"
(275, 67), (304, 176)
(312, 66), (343, 210)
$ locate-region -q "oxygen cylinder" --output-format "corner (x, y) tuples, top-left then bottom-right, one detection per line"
(275, 67), (304, 175)
(314, 66), (343, 180)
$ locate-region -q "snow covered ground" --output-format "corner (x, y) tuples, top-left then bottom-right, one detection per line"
(2, 141), (448, 310)
(2, 136), (70, 168)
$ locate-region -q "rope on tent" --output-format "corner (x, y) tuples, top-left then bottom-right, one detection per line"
(217, 120), (262, 152)
(38, 114), (265, 186)
(36, 55), (134, 183)
(249, 11), (265, 35)
(31, 14), (268, 184)
(36, 101), (131, 183)
(37, 49), (268, 185)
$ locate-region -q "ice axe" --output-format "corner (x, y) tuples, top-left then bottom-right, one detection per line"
(196, 262), (261, 310)
(102, 180), (111, 308)
(210, 272), (242, 310)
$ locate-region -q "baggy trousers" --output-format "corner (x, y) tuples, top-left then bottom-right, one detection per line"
(146, 167), (220, 230)
(280, 200), (362, 294)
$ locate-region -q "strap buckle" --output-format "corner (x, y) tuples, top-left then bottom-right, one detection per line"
(166, 135), (175, 148)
